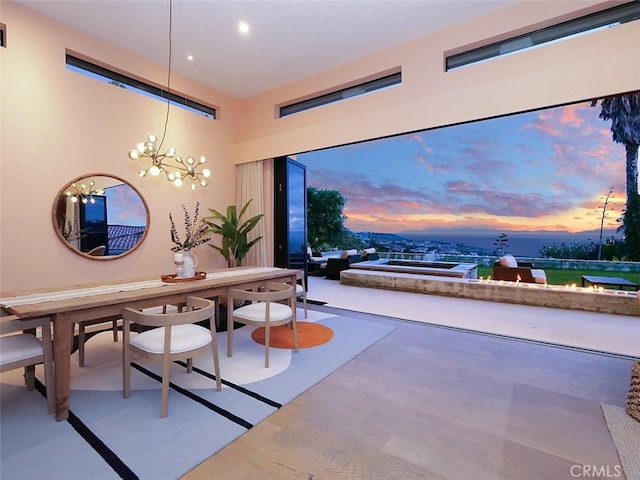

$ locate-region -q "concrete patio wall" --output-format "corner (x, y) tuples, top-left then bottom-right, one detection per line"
(340, 269), (640, 317)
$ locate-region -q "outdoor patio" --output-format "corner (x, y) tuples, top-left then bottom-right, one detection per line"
(305, 275), (640, 358)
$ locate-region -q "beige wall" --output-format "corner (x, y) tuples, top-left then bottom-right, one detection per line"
(235, 0), (640, 162)
(1, 2), (240, 291)
(2, 0), (639, 292)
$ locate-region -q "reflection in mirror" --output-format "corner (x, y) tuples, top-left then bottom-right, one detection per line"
(52, 173), (150, 260)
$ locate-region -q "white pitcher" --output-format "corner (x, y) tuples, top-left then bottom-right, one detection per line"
(182, 251), (198, 278)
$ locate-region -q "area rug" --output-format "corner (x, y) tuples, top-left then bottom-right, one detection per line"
(251, 321), (334, 348)
(601, 403), (640, 480)
(0, 310), (394, 480)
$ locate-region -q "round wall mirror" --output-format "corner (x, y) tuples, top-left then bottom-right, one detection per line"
(51, 173), (150, 260)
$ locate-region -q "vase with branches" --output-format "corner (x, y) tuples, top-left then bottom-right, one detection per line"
(169, 202), (211, 277)
(169, 202), (211, 252)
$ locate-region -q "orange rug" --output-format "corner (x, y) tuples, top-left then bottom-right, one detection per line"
(251, 322), (334, 349)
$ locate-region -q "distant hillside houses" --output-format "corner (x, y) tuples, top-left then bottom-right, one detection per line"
(354, 231), (493, 256)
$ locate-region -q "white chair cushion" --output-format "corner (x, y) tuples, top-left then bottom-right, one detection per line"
(130, 324), (211, 355)
(296, 284), (304, 296)
(498, 254), (518, 268)
(363, 247), (376, 254)
(233, 302), (293, 322)
(0, 334), (43, 364)
(531, 269), (547, 284)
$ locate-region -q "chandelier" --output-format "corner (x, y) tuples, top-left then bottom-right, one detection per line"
(128, 135), (210, 189)
(65, 180), (104, 204)
(127, 0), (210, 190)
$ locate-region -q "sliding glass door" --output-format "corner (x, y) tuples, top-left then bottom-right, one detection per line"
(274, 156), (307, 284)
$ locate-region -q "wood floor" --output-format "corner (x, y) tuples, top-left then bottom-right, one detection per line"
(182, 306), (634, 480)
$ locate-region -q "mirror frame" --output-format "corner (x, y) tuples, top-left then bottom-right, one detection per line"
(51, 173), (150, 260)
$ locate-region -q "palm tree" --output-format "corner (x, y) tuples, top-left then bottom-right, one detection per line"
(592, 91), (640, 260)
(591, 92), (640, 205)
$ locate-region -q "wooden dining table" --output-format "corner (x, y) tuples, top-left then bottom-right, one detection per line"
(0, 267), (300, 421)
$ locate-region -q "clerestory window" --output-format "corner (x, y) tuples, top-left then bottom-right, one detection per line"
(446, 1), (640, 71)
(279, 71), (402, 118)
(65, 53), (216, 119)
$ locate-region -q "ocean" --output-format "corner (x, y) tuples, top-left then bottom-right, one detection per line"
(401, 229), (621, 257)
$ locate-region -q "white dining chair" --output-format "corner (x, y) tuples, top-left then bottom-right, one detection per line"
(122, 296), (221, 418)
(0, 315), (55, 414)
(78, 307), (180, 368)
(227, 282), (297, 368)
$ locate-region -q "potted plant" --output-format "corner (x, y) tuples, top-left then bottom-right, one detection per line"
(203, 199), (264, 268)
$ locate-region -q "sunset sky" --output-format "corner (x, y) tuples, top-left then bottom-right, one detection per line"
(299, 99), (628, 236)
(105, 183), (147, 226)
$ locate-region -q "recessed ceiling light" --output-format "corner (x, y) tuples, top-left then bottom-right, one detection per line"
(238, 21), (250, 35)
(186, 54), (194, 61)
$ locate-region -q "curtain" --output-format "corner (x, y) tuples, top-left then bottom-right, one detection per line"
(237, 161), (267, 267)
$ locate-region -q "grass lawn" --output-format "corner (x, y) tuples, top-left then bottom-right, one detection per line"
(476, 266), (640, 287)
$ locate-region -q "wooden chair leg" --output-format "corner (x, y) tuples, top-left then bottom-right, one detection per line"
(292, 318), (299, 353)
(161, 354), (171, 418)
(210, 334), (222, 391)
(227, 304), (234, 358)
(303, 293), (307, 318)
(301, 280), (307, 318)
(296, 281), (308, 318)
(112, 319), (118, 342)
(264, 324), (270, 368)
(41, 321), (55, 414)
(78, 322), (86, 367)
(123, 321), (131, 399)
(24, 365), (35, 390)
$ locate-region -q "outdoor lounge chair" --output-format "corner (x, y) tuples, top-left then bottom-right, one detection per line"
(492, 254), (546, 284)
(361, 247), (379, 261)
(326, 250), (362, 280)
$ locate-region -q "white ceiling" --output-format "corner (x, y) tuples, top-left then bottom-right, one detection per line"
(15, 0), (516, 99)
